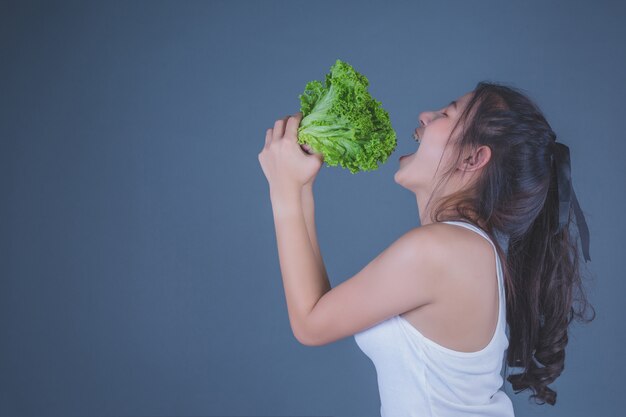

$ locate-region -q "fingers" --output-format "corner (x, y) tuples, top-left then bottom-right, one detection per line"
(272, 119), (283, 141)
(264, 128), (272, 150)
(267, 113), (301, 149)
(272, 115), (291, 140)
(284, 112), (302, 140)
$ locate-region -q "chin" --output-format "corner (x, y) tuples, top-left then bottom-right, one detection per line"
(393, 170), (411, 190)
(394, 169), (424, 194)
(393, 169), (403, 186)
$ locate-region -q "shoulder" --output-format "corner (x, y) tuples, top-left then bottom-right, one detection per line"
(418, 221), (491, 244)
(404, 222), (494, 272)
(402, 222), (475, 256)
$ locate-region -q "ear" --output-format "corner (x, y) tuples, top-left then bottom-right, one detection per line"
(461, 145), (491, 172)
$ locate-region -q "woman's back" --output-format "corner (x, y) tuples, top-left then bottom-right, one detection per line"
(354, 220), (514, 417)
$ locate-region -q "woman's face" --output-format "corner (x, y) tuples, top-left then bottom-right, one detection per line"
(394, 91), (474, 194)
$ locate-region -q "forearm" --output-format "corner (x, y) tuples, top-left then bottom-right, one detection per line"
(301, 183), (329, 283)
(270, 189), (331, 340)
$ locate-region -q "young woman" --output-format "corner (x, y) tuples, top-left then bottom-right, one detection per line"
(258, 81), (594, 416)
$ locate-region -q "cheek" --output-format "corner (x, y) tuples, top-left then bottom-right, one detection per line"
(421, 139), (449, 160)
(413, 143), (434, 163)
(406, 143), (447, 175)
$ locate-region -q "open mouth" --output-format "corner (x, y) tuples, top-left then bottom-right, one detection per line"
(412, 129), (421, 144)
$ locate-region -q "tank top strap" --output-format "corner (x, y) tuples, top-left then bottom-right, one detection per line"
(440, 220), (491, 245)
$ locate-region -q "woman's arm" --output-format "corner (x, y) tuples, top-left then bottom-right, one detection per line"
(259, 112), (330, 343)
(301, 183), (329, 284)
(270, 187), (331, 343)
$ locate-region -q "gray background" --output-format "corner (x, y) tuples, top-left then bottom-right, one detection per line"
(1, 1), (624, 416)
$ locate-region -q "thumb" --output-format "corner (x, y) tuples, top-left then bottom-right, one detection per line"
(300, 143), (313, 154)
(300, 143), (324, 164)
(312, 150), (324, 165)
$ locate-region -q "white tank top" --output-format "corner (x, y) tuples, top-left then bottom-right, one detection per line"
(354, 221), (515, 417)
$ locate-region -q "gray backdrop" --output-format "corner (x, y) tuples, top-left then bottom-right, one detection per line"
(2, 1), (624, 416)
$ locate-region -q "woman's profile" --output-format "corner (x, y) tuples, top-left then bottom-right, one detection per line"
(258, 81), (595, 416)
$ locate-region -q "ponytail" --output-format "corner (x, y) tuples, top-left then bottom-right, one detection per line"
(504, 138), (594, 405)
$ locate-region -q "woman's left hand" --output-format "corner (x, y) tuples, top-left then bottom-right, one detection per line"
(258, 112), (324, 198)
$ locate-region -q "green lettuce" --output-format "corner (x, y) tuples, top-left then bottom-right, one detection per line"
(297, 59), (397, 174)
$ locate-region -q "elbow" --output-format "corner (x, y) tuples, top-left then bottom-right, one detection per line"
(297, 334), (323, 347)
(296, 335), (315, 346)
(294, 328), (317, 346)
(293, 323), (322, 347)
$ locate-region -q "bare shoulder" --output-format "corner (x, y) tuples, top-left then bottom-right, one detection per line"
(406, 221), (486, 252)
(389, 222), (494, 285)
(420, 221), (497, 280)
(419, 221), (494, 247)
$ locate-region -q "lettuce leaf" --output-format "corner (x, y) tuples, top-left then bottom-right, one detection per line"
(297, 59), (397, 174)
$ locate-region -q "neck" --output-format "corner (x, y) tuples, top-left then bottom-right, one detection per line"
(415, 187), (486, 230)
(416, 190), (437, 226)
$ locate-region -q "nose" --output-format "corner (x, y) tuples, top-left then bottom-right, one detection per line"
(418, 110), (443, 126)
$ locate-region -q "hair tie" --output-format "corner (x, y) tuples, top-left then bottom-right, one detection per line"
(552, 142), (591, 262)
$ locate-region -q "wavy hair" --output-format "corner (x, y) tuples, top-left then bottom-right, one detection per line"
(424, 81), (596, 405)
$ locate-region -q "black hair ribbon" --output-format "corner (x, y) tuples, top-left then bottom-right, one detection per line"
(552, 142), (591, 262)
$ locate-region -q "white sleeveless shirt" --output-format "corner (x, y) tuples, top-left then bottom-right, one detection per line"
(354, 221), (515, 417)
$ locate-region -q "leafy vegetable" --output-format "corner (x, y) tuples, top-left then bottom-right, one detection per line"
(297, 59), (397, 174)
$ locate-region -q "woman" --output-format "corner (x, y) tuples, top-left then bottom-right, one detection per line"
(258, 81), (594, 416)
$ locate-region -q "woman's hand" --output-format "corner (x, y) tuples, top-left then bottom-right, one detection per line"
(258, 112), (324, 198)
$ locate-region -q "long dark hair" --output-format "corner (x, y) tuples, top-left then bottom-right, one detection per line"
(425, 81), (596, 405)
